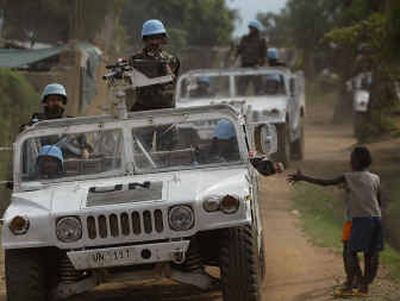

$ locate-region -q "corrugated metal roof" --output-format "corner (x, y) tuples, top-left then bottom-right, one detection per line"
(0, 45), (66, 68)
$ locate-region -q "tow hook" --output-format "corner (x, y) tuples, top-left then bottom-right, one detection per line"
(172, 250), (186, 264)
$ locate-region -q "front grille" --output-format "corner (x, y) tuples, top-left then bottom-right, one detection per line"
(86, 209), (165, 240)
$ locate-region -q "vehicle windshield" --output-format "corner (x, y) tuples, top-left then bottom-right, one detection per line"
(131, 117), (243, 173)
(179, 72), (287, 101)
(179, 75), (230, 99)
(234, 73), (286, 97)
(21, 129), (123, 182)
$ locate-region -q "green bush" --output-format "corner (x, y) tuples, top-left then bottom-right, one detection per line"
(0, 69), (38, 144)
(0, 69), (38, 211)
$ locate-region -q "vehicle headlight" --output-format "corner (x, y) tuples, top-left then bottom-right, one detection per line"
(168, 206), (194, 231)
(56, 216), (82, 243)
(220, 195), (240, 214)
(203, 196), (221, 212)
(9, 216), (30, 235)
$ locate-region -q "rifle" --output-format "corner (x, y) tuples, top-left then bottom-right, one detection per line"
(103, 58), (174, 119)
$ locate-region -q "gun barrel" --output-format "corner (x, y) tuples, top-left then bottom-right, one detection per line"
(102, 70), (122, 81)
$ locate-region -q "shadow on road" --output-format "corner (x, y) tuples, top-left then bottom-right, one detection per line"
(67, 281), (222, 301)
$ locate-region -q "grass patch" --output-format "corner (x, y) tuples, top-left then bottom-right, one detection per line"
(292, 183), (400, 280)
(292, 183), (344, 252)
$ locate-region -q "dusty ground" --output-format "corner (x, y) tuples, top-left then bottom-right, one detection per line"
(0, 102), (399, 300)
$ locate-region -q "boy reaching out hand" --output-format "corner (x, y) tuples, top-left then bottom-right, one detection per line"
(288, 146), (383, 297)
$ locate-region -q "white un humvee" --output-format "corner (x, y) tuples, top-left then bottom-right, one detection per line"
(176, 67), (306, 165)
(3, 104), (277, 301)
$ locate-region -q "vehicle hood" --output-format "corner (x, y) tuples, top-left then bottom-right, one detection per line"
(245, 96), (288, 112)
(7, 167), (250, 216)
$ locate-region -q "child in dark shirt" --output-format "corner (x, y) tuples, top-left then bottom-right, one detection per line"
(288, 146), (383, 297)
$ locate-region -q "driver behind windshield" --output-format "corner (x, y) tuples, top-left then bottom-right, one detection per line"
(210, 119), (239, 161)
(189, 76), (215, 98)
(263, 75), (285, 95)
(36, 145), (64, 179)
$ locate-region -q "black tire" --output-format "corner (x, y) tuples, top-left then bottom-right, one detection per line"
(291, 118), (304, 161)
(274, 123), (290, 167)
(220, 226), (262, 301)
(5, 249), (47, 301)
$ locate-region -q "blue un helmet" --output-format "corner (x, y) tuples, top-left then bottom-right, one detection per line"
(214, 119), (236, 140)
(38, 145), (64, 166)
(141, 19), (167, 38)
(267, 48), (279, 61)
(41, 83), (67, 104)
(248, 20), (263, 32)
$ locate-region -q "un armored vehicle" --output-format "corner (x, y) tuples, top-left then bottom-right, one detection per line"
(176, 67), (306, 165)
(3, 104), (279, 301)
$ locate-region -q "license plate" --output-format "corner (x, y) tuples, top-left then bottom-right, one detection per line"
(90, 247), (137, 267)
(67, 240), (190, 270)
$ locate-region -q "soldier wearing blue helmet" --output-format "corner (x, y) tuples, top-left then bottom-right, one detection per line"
(37, 83), (68, 119)
(236, 20), (267, 68)
(236, 20), (267, 95)
(210, 119), (239, 161)
(189, 76), (215, 98)
(36, 145), (64, 178)
(130, 19), (180, 111)
(267, 48), (286, 67)
(21, 83), (69, 131)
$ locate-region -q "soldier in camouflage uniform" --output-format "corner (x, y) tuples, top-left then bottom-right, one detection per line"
(20, 83), (68, 132)
(236, 20), (267, 95)
(237, 20), (266, 68)
(130, 19), (180, 112)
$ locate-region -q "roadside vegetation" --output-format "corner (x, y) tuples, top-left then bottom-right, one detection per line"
(0, 69), (38, 212)
(258, 0), (400, 141)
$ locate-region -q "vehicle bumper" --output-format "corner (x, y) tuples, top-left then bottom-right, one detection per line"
(67, 240), (190, 270)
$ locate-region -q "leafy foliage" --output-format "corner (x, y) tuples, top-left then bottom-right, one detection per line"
(121, 0), (235, 51)
(324, 13), (387, 54)
(1, 0), (119, 42)
(261, 0), (399, 138)
(0, 70), (38, 209)
(0, 69), (38, 144)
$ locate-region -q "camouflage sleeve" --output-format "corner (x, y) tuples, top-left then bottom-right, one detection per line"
(168, 55), (180, 78)
(20, 113), (41, 132)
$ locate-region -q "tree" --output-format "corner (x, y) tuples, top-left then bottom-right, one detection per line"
(1, 0), (120, 42)
(262, 0), (399, 135)
(121, 0), (235, 52)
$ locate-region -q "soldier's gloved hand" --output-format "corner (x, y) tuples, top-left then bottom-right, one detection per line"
(251, 157), (278, 176)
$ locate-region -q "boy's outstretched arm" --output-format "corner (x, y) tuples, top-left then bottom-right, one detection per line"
(287, 170), (345, 186)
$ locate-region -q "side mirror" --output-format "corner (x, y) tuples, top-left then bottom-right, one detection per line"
(254, 124), (278, 155)
(250, 157), (284, 176)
